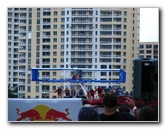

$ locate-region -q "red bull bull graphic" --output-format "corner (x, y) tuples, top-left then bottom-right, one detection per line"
(45, 108), (72, 121)
(16, 104), (72, 121)
(16, 108), (42, 121)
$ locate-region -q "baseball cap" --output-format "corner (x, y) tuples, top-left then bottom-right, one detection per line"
(102, 91), (118, 107)
(78, 104), (99, 121)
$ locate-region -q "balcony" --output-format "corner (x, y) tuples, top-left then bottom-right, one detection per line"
(71, 20), (93, 24)
(71, 14), (93, 17)
(71, 34), (93, 37)
(71, 41), (92, 44)
(71, 27), (94, 31)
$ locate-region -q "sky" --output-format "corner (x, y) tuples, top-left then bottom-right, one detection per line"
(140, 8), (159, 42)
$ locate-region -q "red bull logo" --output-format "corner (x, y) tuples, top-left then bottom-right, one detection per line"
(16, 104), (72, 121)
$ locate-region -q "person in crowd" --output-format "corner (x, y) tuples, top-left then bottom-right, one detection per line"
(125, 97), (139, 119)
(95, 86), (104, 99)
(54, 87), (63, 98)
(117, 105), (130, 113)
(88, 88), (95, 99)
(63, 87), (70, 97)
(124, 90), (129, 96)
(125, 97), (158, 121)
(99, 91), (137, 121)
(78, 88), (84, 96)
(137, 106), (158, 121)
(78, 104), (99, 121)
(130, 89), (133, 96)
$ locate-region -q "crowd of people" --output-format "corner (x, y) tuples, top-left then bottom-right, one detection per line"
(52, 86), (158, 121)
(53, 85), (134, 99)
(78, 91), (158, 121)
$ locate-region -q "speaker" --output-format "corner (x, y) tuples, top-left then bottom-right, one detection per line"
(133, 58), (158, 100)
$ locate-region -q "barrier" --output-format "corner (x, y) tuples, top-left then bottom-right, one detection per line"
(8, 98), (82, 122)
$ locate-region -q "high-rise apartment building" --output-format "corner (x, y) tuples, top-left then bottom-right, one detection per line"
(8, 8), (140, 98)
(139, 42), (158, 59)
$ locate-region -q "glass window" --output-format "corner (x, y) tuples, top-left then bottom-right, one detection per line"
(29, 13), (32, 18)
(140, 45), (144, 48)
(36, 86), (39, 92)
(146, 50), (151, 53)
(124, 11), (127, 16)
(146, 44), (152, 48)
(27, 86), (31, 92)
(54, 18), (57, 22)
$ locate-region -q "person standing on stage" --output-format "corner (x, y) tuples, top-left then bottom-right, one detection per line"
(95, 86), (104, 99)
(88, 88), (95, 99)
(55, 87), (63, 98)
(64, 87), (70, 97)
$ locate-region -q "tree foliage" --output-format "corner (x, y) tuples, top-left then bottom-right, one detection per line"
(8, 85), (18, 98)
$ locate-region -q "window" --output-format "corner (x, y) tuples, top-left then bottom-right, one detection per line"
(124, 18), (127, 22)
(101, 72), (107, 76)
(123, 38), (126, 43)
(123, 59), (126, 63)
(61, 58), (64, 63)
(101, 65), (107, 69)
(146, 50), (151, 54)
(53, 31), (57, 36)
(124, 25), (126, 29)
(53, 58), (57, 62)
(28, 19), (32, 24)
(37, 32), (40, 37)
(37, 25), (40, 31)
(54, 25), (57, 29)
(52, 86), (56, 91)
(140, 45), (144, 48)
(36, 96), (39, 98)
(61, 25), (64, 29)
(53, 45), (57, 49)
(123, 32), (127, 36)
(36, 86), (39, 92)
(54, 18), (57, 22)
(146, 44), (152, 48)
(61, 45), (64, 49)
(36, 52), (40, 57)
(57, 51), (62, 56)
(123, 65), (126, 70)
(54, 11), (57, 16)
(53, 38), (57, 42)
(61, 18), (65, 22)
(53, 72), (56, 76)
(28, 52), (31, 57)
(27, 96), (31, 98)
(124, 11), (127, 16)
(28, 46), (31, 51)
(36, 59), (40, 64)
(61, 38), (64, 42)
(146, 55), (151, 58)
(140, 50), (144, 53)
(53, 52), (57, 56)
(29, 13), (32, 18)
(37, 19), (40, 24)
(27, 86), (31, 92)
(37, 39), (40, 44)
(123, 52), (126, 56)
(61, 31), (64, 36)
(123, 45), (126, 49)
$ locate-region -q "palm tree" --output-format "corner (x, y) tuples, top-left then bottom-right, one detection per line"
(8, 84), (18, 98)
